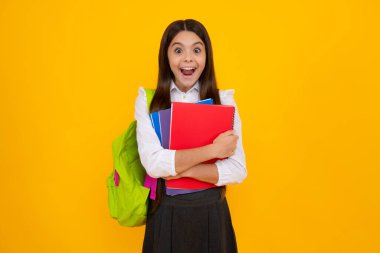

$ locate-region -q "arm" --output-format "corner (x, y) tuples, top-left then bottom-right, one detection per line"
(166, 163), (219, 184)
(174, 144), (217, 174)
(214, 89), (247, 186)
(135, 86), (177, 178)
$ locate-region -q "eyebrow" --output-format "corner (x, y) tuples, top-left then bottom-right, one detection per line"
(171, 41), (204, 48)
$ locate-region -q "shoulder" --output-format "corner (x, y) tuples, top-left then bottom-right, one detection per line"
(137, 86), (156, 98)
(218, 89), (236, 105)
(135, 86), (148, 110)
(137, 86), (147, 96)
(136, 86), (149, 103)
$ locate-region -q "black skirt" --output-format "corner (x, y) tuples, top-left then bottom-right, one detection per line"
(142, 183), (238, 253)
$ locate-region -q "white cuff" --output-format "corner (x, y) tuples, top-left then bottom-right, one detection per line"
(170, 149), (177, 176)
(215, 160), (233, 186)
(214, 157), (247, 186)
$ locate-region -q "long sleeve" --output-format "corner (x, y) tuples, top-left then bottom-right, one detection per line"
(215, 89), (248, 186)
(134, 86), (177, 178)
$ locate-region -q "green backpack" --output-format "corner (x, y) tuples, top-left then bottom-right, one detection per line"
(107, 87), (155, 227)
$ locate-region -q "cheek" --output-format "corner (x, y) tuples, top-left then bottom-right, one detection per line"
(198, 57), (206, 70)
(168, 56), (180, 71)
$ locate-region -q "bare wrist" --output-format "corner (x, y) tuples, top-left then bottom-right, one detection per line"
(207, 143), (218, 159)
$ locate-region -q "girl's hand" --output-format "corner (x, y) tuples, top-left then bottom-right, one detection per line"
(162, 174), (183, 180)
(163, 168), (192, 180)
(212, 130), (239, 159)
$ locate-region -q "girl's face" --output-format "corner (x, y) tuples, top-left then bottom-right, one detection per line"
(168, 31), (206, 93)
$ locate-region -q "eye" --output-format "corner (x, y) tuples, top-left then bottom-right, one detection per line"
(194, 48), (202, 54)
(174, 48), (182, 54)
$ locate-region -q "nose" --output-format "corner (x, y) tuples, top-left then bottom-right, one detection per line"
(183, 51), (193, 62)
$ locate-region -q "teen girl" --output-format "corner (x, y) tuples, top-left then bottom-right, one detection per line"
(134, 19), (247, 253)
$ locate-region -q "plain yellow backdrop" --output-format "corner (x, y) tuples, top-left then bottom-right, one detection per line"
(1, 0), (379, 252)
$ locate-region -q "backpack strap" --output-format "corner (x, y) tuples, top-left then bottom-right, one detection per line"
(144, 88), (156, 110)
(142, 87), (158, 201)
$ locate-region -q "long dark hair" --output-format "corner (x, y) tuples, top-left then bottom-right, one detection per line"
(149, 19), (225, 214)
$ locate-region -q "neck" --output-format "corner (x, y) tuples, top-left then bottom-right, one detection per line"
(174, 80), (197, 93)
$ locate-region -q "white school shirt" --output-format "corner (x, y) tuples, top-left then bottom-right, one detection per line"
(134, 79), (247, 186)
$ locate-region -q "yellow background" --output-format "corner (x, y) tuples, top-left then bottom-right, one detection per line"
(1, 0), (379, 252)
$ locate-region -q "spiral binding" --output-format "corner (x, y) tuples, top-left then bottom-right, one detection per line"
(231, 107), (235, 130)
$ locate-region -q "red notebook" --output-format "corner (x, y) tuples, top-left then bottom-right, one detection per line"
(167, 102), (235, 189)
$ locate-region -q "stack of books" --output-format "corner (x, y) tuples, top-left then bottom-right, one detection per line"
(144, 98), (235, 197)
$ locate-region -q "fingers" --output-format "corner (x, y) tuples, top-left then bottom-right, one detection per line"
(228, 148), (236, 157)
(163, 174), (182, 180)
(218, 129), (235, 137)
(229, 134), (239, 144)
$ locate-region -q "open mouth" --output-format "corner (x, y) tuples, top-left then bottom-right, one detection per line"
(180, 67), (196, 77)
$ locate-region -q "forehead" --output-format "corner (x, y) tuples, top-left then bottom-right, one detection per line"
(169, 31), (204, 47)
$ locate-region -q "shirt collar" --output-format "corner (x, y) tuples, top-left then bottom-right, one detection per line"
(170, 79), (200, 93)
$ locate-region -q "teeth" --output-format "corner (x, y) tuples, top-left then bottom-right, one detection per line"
(180, 67), (195, 70)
